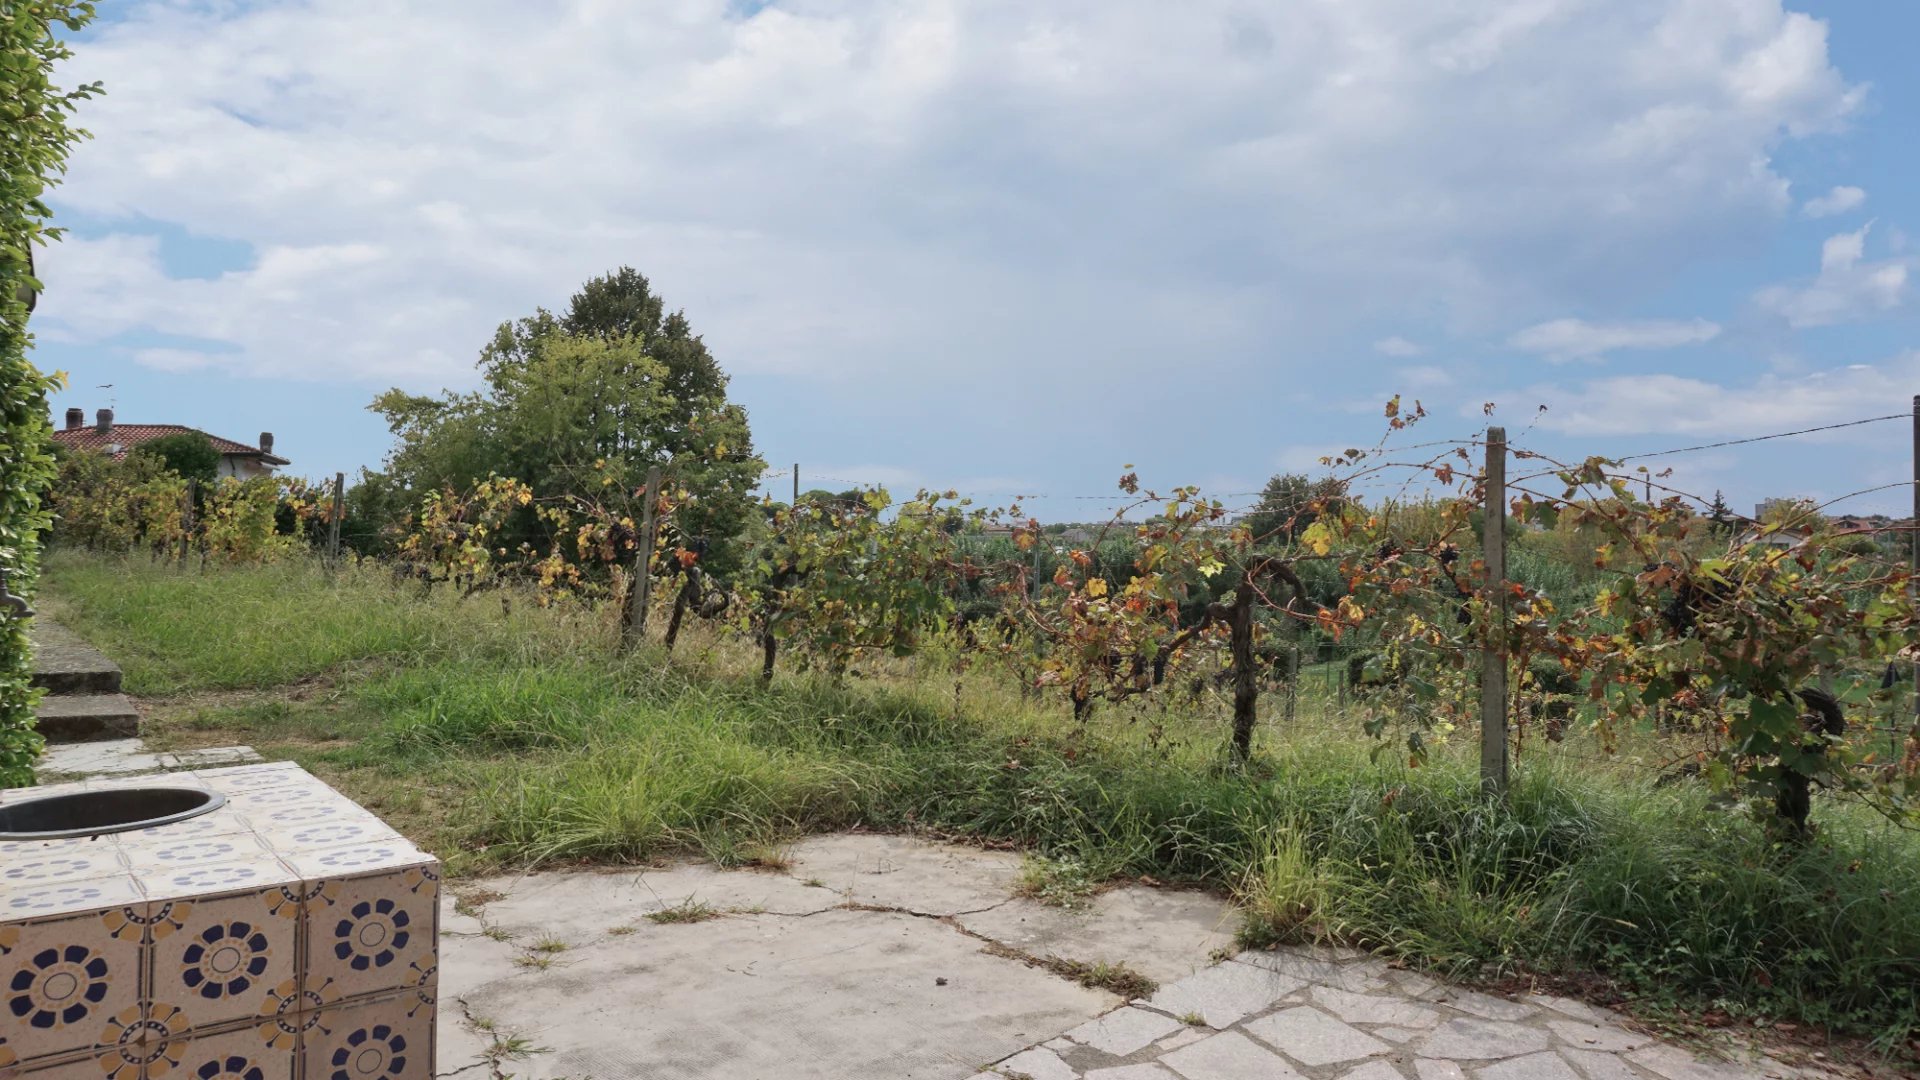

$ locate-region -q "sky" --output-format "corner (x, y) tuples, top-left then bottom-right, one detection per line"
(28, 0), (1920, 522)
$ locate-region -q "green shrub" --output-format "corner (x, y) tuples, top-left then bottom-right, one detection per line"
(1, 4), (100, 786)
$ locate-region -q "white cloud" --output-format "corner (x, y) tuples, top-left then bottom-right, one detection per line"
(1753, 223), (1909, 327)
(133, 348), (222, 373)
(33, 0), (1862, 392)
(1395, 365), (1454, 389)
(1522, 352), (1920, 437)
(1507, 317), (1720, 362)
(1374, 336), (1424, 357)
(1801, 184), (1865, 218)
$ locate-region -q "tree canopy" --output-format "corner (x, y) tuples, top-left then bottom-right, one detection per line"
(364, 269), (762, 571)
(133, 430), (220, 484)
(1244, 472), (1346, 545)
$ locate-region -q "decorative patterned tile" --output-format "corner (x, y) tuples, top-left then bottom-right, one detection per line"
(300, 867), (437, 1003)
(277, 842), (429, 883)
(190, 763), (301, 785)
(240, 801), (379, 836)
(112, 808), (254, 851)
(125, 836), (276, 877)
(162, 1005), (298, 1080)
(255, 820), (399, 858)
(98, 1002), (193, 1080)
(144, 859), (302, 904)
(0, 908), (147, 1067)
(2, 878), (147, 922)
(252, 976), (340, 1055)
(148, 889), (297, 1031)
(221, 786), (333, 816)
(0, 837), (104, 861)
(299, 992), (433, 1080)
(2, 850), (130, 891)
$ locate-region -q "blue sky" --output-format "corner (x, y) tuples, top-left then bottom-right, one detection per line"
(31, 0), (1920, 520)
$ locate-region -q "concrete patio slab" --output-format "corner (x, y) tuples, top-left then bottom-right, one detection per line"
(959, 886), (1237, 987)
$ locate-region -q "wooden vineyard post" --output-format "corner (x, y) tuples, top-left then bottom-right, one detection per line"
(1481, 426), (1510, 798)
(179, 479), (196, 564)
(622, 466), (662, 649)
(327, 471), (345, 562)
(1911, 396), (1918, 747)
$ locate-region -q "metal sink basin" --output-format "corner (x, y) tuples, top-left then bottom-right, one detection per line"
(0, 785), (226, 840)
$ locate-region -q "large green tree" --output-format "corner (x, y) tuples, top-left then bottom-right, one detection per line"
(366, 269), (762, 572)
(1244, 472), (1346, 546)
(2, 2), (99, 785)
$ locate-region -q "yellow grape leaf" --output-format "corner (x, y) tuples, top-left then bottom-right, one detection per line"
(1301, 521), (1333, 556)
(1197, 557), (1224, 578)
(1086, 577), (1109, 598)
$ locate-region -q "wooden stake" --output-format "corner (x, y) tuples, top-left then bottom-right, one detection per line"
(1481, 426), (1510, 798)
(623, 466), (662, 648)
(327, 471), (345, 560)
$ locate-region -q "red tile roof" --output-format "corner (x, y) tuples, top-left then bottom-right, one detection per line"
(51, 424), (289, 466)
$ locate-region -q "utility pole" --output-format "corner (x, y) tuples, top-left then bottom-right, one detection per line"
(1481, 426), (1509, 798)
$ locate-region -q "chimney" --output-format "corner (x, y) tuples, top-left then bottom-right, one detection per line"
(64, 407), (83, 430)
(95, 408), (113, 435)
(259, 431), (274, 455)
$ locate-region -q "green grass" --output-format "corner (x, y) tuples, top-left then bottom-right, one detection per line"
(39, 551), (1920, 1052)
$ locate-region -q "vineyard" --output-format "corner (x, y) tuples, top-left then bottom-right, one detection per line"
(50, 399), (1920, 836)
(39, 398), (1920, 1050)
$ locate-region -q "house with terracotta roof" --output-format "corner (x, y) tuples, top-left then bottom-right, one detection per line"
(51, 408), (288, 480)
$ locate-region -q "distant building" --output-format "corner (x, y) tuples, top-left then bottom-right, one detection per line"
(51, 408), (288, 480)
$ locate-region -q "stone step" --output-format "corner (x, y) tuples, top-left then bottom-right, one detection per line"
(33, 693), (141, 742)
(29, 619), (124, 695)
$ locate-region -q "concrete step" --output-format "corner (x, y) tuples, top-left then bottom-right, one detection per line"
(29, 619), (124, 695)
(33, 693), (141, 742)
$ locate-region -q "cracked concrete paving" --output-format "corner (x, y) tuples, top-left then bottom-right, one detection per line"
(432, 833), (1834, 1080)
(435, 834), (1234, 1080)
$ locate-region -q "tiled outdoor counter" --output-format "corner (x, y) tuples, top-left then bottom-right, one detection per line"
(0, 763), (437, 1080)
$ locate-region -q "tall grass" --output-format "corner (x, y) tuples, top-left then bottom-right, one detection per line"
(40, 552), (1920, 1048)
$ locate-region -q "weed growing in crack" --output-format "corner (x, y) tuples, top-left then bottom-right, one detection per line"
(647, 898), (721, 925)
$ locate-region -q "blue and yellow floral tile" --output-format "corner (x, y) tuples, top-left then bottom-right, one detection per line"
(162, 1008), (297, 1080)
(0, 907), (147, 1069)
(300, 868), (436, 1005)
(298, 992), (433, 1080)
(148, 891), (297, 1032)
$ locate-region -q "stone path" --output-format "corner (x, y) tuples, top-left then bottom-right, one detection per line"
(969, 950), (1804, 1080)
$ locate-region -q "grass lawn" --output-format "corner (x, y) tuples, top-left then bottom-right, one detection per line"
(38, 552), (1920, 1054)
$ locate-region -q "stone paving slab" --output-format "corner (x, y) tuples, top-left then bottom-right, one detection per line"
(961, 886), (1238, 987)
(976, 948), (1815, 1080)
(33, 737), (260, 778)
